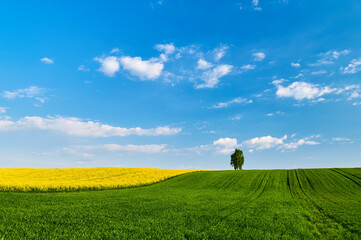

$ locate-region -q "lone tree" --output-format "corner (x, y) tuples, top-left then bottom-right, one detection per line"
(230, 149), (244, 170)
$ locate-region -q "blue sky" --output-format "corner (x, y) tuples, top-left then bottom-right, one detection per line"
(0, 0), (360, 169)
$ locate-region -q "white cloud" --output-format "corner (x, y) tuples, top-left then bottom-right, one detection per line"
(196, 64), (233, 88)
(242, 135), (286, 150)
(342, 58), (361, 74)
(329, 49), (350, 59)
(273, 81), (336, 100)
(241, 64), (256, 70)
(348, 91), (360, 99)
(0, 116), (181, 137)
(252, 0), (261, 9)
(272, 79), (286, 85)
(175, 45), (199, 59)
(211, 97), (252, 108)
(110, 48), (120, 54)
(234, 64), (256, 74)
(2, 86), (46, 103)
(291, 73), (304, 79)
(253, 52), (265, 61)
(119, 56), (164, 80)
(241, 134), (319, 151)
(336, 85), (361, 100)
(102, 144), (167, 153)
(78, 65), (90, 72)
(94, 56), (120, 77)
(155, 43), (176, 55)
(213, 45), (229, 61)
(291, 62), (301, 67)
(197, 59), (213, 70)
(162, 71), (184, 84)
(332, 137), (351, 142)
(0, 107), (7, 114)
(311, 97), (326, 103)
(282, 139), (319, 149)
(40, 57), (54, 64)
(187, 134), (320, 155)
(311, 70), (327, 75)
(309, 49), (349, 66)
(213, 137), (238, 154)
(266, 111), (284, 117)
(230, 114), (242, 120)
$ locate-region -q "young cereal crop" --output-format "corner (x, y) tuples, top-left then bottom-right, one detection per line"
(0, 167), (197, 191)
(0, 168), (360, 239)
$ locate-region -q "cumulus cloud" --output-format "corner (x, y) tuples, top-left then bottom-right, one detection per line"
(0, 116), (181, 137)
(196, 64), (233, 88)
(253, 52), (265, 61)
(210, 97), (252, 108)
(197, 59), (213, 70)
(94, 56), (120, 77)
(209, 134), (319, 154)
(342, 58), (361, 74)
(95, 43), (171, 79)
(273, 81), (335, 100)
(241, 135), (319, 151)
(119, 56), (164, 80)
(242, 135), (286, 150)
(40, 57), (54, 64)
(155, 43), (176, 55)
(273, 81), (360, 103)
(2, 86), (46, 103)
(154, 43), (177, 62)
(188, 134), (320, 155)
(213, 137), (238, 154)
(291, 62), (301, 67)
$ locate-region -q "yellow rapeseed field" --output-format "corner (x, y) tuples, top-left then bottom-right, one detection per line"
(0, 167), (198, 191)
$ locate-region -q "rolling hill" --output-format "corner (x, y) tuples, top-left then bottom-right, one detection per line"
(0, 168), (360, 239)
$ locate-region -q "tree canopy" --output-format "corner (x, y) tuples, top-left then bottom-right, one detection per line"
(230, 149), (244, 170)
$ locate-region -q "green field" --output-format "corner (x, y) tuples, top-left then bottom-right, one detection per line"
(0, 168), (360, 239)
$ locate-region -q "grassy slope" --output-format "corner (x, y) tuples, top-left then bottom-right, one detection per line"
(0, 168), (360, 239)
